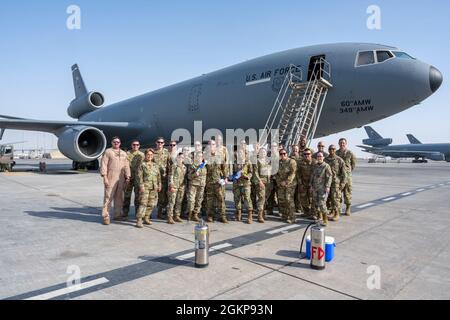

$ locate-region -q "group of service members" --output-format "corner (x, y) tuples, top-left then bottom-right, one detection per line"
(99, 135), (356, 228)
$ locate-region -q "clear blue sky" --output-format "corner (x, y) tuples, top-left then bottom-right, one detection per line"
(0, 0), (449, 156)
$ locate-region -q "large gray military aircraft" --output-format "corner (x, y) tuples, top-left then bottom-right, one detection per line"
(358, 126), (450, 163)
(0, 43), (443, 168)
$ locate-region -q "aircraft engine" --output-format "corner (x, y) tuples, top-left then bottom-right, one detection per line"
(362, 138), (393, 147)
(67, 91), (104, 119)
(57, 126), (106, 162)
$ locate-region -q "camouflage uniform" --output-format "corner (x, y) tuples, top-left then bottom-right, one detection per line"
(153, 148), (170, 217)
(336, 148), (357, 214)
(250, 150), (259, 209)
(324, 155), (347, 220)
(266, 152), (279, 215)
(275, 157), (297, 223)
(297, 158), (316, 217)
(252, 157), (272, 222)
(186, 153), (207, 221)
(205, 152), (227, 222)
(290, 153), (301, 212)
(232, 153), (253, 222)
(136, 159), (161, 226)
(311, 161), (332, 224)
(123, 150), (144, 217)
(166, 161), (187, 221)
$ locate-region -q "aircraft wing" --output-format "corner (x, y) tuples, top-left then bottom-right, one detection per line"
(0, 118), (144, 134)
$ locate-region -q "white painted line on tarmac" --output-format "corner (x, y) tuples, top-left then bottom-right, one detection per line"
(416, 188), (425, 192)
(401, 192), (412, 196)
(176, 243), (233, 260)
(25, 277), (109, 300)
(382, 197), (396, 201)
(266, 225), (299, 235)
(210, 243), (233, 251)
(357, 203), (375, 209)
(175, 252), (195, 261)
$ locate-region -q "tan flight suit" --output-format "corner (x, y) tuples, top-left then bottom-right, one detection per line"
(100, 148), (131, 219)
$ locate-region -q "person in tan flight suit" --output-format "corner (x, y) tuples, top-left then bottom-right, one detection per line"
(100, 136), (131, 225)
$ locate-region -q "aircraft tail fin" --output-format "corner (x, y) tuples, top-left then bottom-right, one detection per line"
(71, 64), (88, 98)
(407, 134), (422, 144)
(364, 126), (383, 139)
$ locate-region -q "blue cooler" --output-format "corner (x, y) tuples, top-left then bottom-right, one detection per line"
(325, 236), (336, 262)
(305, 235), (311, 259)
(305, 235), (335, 262)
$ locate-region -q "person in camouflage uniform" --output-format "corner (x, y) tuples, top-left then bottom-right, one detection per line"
(250, 143), (261, 210)
(122, 140), (144, 219)
(252, 148), (271, 223)
(324, 145), (347, 222)
(266, 142), (280, 215)
(290, 145), (301, 212)
(166, 152), (187, 224)
(186, 151), (207, 222)
(336, 138), (357, 216)
(298, 137), (314, 161)
(153, 137), (170, 219)
(297, 148), (316, 219)
(275, 149), (297, 223)
(232, 148), (253, 223)
(136, 149), (161, 228)
(310, 152), (332, 226)
(205, 139), (228, 223)
(313, 141), (329, 160)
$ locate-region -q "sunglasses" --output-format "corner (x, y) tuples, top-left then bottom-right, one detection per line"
(170, 144), (176, 146)
(113, 141), (120, 144)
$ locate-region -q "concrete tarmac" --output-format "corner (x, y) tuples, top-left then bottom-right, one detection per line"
(1, 159), (450, 300)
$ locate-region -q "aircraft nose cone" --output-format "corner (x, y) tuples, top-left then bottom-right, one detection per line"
(430, 66), (443, 93)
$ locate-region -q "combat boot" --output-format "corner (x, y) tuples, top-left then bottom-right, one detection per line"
(167, 216), (175, 224)
(246, 210), (253, 224)
(157, 208), (165, 220)
(235, 209), (242, 222)
(218, 215), (229, 224)
(207, 216), (214, 223)
(321, 212), (328, 226)
(136, 218), (143, 228)
(143, 216), (152, 225)
(102, 216), (110, 225)
(257, 210), (265, 223)
(174, 215), (183, 223)
(344, 205), (351, 216)
(192, 213), (200, 222)
(330, 211), (340, 222)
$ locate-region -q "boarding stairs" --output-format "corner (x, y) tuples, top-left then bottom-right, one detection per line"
(260, 58), (333, 152)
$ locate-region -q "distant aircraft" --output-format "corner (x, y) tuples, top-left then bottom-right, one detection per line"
(0, 43), (443, 169)
(358, 126), (450, 163)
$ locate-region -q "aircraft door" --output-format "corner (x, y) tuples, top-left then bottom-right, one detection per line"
(307, 55), (326, 80)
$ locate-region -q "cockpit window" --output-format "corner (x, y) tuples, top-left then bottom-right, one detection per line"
(376, 50), (394, 63)
(392, 51), (415, 59)
(356, 51), (375, 66)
